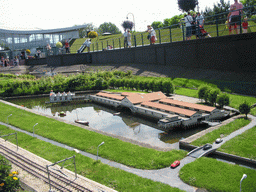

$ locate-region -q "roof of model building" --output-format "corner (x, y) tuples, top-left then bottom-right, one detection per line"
(96, 92), (124, 101)
(160, 98), (216, 112)
(125, 91), (167, 104)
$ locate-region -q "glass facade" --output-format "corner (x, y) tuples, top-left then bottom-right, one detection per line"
(0, 25), (86, 51)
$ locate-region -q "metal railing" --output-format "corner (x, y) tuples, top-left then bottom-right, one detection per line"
(73, 6), (256, 54)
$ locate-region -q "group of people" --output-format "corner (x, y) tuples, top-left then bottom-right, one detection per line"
(1, 55), (20, 67)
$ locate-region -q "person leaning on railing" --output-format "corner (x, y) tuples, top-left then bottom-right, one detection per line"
(229, 0), (243, 34)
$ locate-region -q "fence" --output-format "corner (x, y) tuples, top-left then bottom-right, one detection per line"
(72, 6), (256, 53)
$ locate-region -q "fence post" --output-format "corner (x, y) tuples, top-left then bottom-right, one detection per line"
(239, 12), (242, 34)
(119, 38), (121, 49)
(93, 44), (94, 52)
(101, 41), (103, 51)
(141, 33), (144, 46)
(134, 35), (137, 47)
(182, 24), (185, 41)
(169, 26), (172, 43)
(113, 40), (115, 49)
(216, 16), (219, 37)
(158, 30), (161, 44)
(97, 42), (98, 51)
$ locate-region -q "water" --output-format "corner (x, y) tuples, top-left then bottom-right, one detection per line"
(8, 96), (209, 149)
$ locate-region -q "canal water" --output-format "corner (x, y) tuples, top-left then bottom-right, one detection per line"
(8, 96), (209, 149)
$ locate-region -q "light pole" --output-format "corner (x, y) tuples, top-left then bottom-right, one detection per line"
(126, 13), (135, 32)
(33, 123), (38, 137)
(7, 114), (12, 125)
(96, 141), (105, 160)
(240, 174), (247, 192)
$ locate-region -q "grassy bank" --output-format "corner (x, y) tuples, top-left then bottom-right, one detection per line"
(0, 125), (184, 192)
(191, 118), (251, 146)
(218, 126), (256, 160)
(0, 101), (187, 170)
(179, 157), (256, 192)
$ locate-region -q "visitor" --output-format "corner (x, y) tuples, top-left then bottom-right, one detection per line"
(191, 13), (197, 37)
(84, 39), (91, 52)
(122, 29), (128, 48)
(127, 29), (132, 48)
(196, 12), (204, 27)
(242, 17), (249, 33)
(65, 40), (70, 54)
(46, 43), (52, 56)
(184, 12), (193, 40)
(229, 0), (243, 34)
(1, 56), (4, 67)
(146, 25), (157, 45)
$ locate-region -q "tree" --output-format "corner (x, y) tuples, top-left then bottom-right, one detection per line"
(163, 15), (185, 28)
(76, 23), (94, 38)
(151, 21), (163, 29)
(241, 0), (256, 17)
(216, 93), (230, 108)
(178, 0), (198, 12)
(162, 80), (174, 96)
(239, 101), (251, 119)
(208, 89), (220, 106)
(98, 22), (121, 35)
(198, 85), (210, 102)
(88, 31), (98, 38)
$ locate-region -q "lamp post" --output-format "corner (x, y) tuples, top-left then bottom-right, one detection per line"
(7, 114), (12, 125)
(126, 13), (135, 32)
(33, 123), (38, 137)
(240, 174), (247, 192)
(96, 141), (105, 160)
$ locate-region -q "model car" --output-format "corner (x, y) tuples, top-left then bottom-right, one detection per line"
(170, 160), (180, 168)
(203, 144), (212, 150)
(215, 138), (223, 144)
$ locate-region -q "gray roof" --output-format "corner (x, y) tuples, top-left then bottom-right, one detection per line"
(0, 24), (88, 34)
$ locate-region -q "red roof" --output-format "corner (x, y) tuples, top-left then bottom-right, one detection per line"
(141, 101), (197, 117)
(126, 91), (167, 104)
(160, 98), (216, 112)
(96, 92), (124, 101)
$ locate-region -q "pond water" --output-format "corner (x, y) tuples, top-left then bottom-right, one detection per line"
(8, 96), (209, 149)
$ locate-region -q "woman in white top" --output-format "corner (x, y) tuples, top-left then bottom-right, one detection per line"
(184, 12), (193, 40)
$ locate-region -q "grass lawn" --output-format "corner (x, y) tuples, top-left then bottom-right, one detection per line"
(0, 101), (187, 170)
(218, 126), (256, 160)
(179, 157), (256, 192)
(191, 118), (251, 146)
(0, 125), (184, 192)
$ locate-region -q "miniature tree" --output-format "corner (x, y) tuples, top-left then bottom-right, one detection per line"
(216, 93), (230, 108)
(239, 101), (251, 119)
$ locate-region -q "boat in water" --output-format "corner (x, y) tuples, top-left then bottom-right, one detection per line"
(75, 120), (89, 126)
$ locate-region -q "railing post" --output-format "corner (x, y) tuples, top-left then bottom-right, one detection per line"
(101, 41), (103, 51)
(141, 33), (144, 46)
(158, 29), (161, 44)
(97, 42), (98, 51)
(113, 40), (115, 49)
(216, 16), (219, 37)
(93, 44), (94, 52)
(169, 26), (172, 43)
(182, 24), (185, 41)
(239, 12), (242, 34)
(134, 35), (137, 47)
(119, 38), (121, 49)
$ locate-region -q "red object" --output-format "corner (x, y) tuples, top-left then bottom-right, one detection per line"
(242, 21), (248, 29)
(170, 160), (180, 168)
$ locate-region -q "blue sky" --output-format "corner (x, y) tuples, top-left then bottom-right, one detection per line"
(0, 0), (227, 32)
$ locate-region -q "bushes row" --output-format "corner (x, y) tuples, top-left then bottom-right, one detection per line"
(198, 85), (230, 108)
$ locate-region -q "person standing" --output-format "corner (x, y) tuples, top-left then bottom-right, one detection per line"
(122, 29), (128, 48)
(65, 40), (70, 54)
(229, 0), (243, 34)
(146, 25), (157, 45)
(184, 12), (193, 40)
(242, 17), (249, 33)
(127, 29), (132, 48)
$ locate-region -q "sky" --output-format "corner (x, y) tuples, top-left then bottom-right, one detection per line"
(0, 0), (226, 32)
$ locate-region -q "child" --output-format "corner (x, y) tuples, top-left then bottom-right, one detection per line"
(242, 17), (249, 33)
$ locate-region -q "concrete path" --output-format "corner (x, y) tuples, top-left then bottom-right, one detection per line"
(1, 114), (255, 192)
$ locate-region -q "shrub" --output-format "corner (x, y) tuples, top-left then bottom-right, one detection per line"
(56, 42), (63, 48)
(121, 20), (134, 30)
(0, 155), (20, 191)
(198, 85), (210, 103)
(217, 93), (230, 108)
(25, 49), (31, 55)
(208, 88), (220, 106)
(239, 101), (251, 119)
(88, 31), (98, 38)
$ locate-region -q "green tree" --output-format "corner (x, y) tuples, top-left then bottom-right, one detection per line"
(162, 80), (174, 96)
(208, 89), (220, 106)
(241, 0), (256, 17)
(163, 14), (185, 27)
(198, 85), (210, 102)
(151, 21), (163, 29)
(239, 101), (251, 119)
(98, 22), (121, 35)
(216, 93), (230, 108)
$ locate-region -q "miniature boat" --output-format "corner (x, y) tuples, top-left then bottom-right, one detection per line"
(75, 120), (89, 125)
(113, 112), (121, 116)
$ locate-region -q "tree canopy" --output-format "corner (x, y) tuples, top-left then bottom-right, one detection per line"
(178, 0), (198, 12)
(98, 22), (121, 35)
